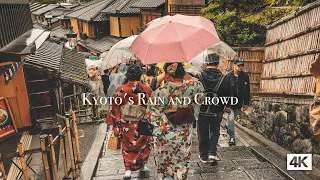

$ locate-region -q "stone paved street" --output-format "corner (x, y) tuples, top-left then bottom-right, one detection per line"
(93, 122), (288, 180)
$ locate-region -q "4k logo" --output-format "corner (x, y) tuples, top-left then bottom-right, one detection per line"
(287, 154), (312, 170)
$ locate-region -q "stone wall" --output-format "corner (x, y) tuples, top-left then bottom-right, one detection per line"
(236, 96), (320, 167)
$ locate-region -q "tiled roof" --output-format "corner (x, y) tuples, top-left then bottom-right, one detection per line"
(46, 8), (65, 17)
(118, 0), (141, 14)
(0, 28), (50, 55)
(26, 41), (62, 71)
(102, 0), (140, 14)
(61, 48), (87, 85)
(33, 4), (59, 15)
(93, 12), (109, 21)
(50, 26), (68, 39)
(26, 41), (87, 85)
(66, 0), (113, 21)
(131, 0), (165, 8)
(30, 3), (48, 12)
(41, 18), (60, 26)
(78, 36), (122, 54)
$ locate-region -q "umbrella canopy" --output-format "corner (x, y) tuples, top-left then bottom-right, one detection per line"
(85, 58), (102, 69)
(146, 15), (171, 27)
(101, 35), (138, 70)
(190, 41), (237, 66)
(130, 14), (220, 64)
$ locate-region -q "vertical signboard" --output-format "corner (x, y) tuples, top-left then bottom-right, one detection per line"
(0, 97), (17, 140)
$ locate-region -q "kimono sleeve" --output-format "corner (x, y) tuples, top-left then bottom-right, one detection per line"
(193, 79), (205, 120)
(106, 86), (125, 137)
(146, 88), (168, 136)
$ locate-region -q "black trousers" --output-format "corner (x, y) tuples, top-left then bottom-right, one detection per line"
(197, 112), (223, 157)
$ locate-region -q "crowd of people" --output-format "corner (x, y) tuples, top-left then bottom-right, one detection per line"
(88, 53), (251, 180)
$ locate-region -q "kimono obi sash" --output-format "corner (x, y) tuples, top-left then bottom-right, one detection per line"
(164, 108), (195, 125)
(121, 103), (146, 121)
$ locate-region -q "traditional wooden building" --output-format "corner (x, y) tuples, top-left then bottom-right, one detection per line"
(0, 0), (50, 135)
(25, 40), (88, 124)
(67, 0), (114, 39)
(32, 4), (60, 24)
(101, 0), (141, 38)
(65, 0), (121, 55)
(131, 0), (166, 30)
(166, 0), (206, 15)
(29, 3), (48, 21)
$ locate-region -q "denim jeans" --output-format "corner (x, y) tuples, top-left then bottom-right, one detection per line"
(226, 108), (240, 139)
(197, 112), (223, 157)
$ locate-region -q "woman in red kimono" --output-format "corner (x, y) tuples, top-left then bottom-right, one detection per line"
(107, 64), (153, 180)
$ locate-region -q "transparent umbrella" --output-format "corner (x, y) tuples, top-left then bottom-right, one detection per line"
(190, 41), (237, 67)
(101, 35), (138, 71)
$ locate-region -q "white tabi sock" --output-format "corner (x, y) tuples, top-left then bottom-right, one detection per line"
(124, 170), (132, 177)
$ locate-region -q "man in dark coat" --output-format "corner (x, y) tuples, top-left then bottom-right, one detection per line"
(196, 53), (232, 163)
(225, 58), (251, 146)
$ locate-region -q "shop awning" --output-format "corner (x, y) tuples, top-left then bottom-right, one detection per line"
(0, 59), (26, 84)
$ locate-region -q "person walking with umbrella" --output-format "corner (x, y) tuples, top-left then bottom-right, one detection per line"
(225, 58), (251, 146)
(106, 65), (153, 180)
(195, 53), (232, 163)
(146, 63), (204, 180)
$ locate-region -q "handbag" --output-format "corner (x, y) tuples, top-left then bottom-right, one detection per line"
(107, 132), (121, 150)
(310, 93), (320, 138)
(121, 104), (146, 121)
(137, 118), (154, 136)
(165, 108), (195, 125)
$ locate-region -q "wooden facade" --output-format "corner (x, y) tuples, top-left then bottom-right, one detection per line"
(141, 9), (162, 27)
(110, 16), (140, 37)
(82, 21), (95, 39)
(0, 64), (32, 129)
(260, 1), (320, 97)
(167, 0), (206, 15)
(70, 18), (80, 37)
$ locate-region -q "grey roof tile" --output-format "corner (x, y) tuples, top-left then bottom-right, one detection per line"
(33, 4), (60, 15)
(78, 36), (121, 54)
(61, 48), (87, 85)
(30, 4), (48, 12)
(77, 0), (114, 21)
(66, 0), (113, 21)
(26, 40), (87, 85)
(26, 41), (62, 71)
(50, 26), (68, 39)
(0, 28), (50, 55)
(131, 0), (165, 8)
(102, 0), (140, 14)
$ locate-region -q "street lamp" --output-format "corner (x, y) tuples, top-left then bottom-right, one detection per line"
(65, 26), (77, 50)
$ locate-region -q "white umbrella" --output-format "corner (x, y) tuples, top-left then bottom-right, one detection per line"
(146, 15), (171, 27)
(101, 35), (138, 70)
(190, 41), (237, 66)
(85, 59), (102, 69)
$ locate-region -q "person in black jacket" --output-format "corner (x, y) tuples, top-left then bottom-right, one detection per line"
(196, 53), (232, 163)
(225, 58), (251, 146)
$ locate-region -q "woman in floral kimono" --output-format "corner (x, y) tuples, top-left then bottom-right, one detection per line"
(107, 64), (153, 180)
(146, 63), (204, 180)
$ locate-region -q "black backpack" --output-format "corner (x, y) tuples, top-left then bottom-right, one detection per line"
(198, 72), (226, 116)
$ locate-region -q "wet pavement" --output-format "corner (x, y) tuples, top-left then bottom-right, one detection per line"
(94, 124), (288, 180)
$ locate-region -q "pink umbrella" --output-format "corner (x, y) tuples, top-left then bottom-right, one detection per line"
(130, 14), (220, 64)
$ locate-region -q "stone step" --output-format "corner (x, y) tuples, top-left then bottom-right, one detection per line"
(250, 146), (310, 180)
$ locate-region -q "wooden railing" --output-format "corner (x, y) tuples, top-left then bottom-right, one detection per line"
(0, 112), (82, 180)
(169, 4), (205, 15)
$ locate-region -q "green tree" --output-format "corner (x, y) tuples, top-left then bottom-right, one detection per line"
(202, 0), (317, 46)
